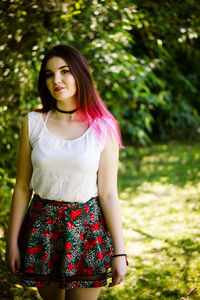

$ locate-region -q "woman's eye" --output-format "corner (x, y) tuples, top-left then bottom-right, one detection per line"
(62, 69), (70, 74)
(46, 73), (53, 78)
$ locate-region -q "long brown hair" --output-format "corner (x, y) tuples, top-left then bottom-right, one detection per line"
(38, 44), (124, 148)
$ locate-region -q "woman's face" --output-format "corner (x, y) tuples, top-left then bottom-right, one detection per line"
(45, 56), (77, 102)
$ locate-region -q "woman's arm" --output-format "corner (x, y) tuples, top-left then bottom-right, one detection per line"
(6, 115), (33, 275)
(97, 130), (127, 287)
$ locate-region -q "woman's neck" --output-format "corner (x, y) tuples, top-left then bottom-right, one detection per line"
(54, 101), (78, 120)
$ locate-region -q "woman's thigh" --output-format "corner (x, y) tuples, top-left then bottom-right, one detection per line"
(37, 281), (65, 300)
(65, 287), (101, 300)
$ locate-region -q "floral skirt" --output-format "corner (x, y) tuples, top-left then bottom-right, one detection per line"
(18, 194), (114, 289)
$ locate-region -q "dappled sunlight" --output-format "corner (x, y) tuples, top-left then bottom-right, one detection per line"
(116, 144), (200, 298)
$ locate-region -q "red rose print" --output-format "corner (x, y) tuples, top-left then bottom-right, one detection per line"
(36, 281), (44, 287)
(51, 234), (58, 241)
(47, 218), (54, 224)
(104, 262), (108, 269)
(30, 227), (36, 233)
(71, 206), (75, 209)
(97, 236), (103, 244)
(96, 251), (103, 260)
(65, 242), (72, 251)
(66, 252), (73, 259)
(100, 216), (105, 224)
(48, 261), (51, 268)
(76, 209), (82, 217)
(67, 221), (75, 229)
(84, 241), (92, 250)
(104, 241), (107, 246)
(69, 211), (78, 220)
(53, 244), (57, 250)
(35, 244), (42, 254)
(85, 205), (90, 213)
(57, 211), (63, 219)
(89, 225), (95, 232)
(94, 222), (100, 230)
(44, 230), (50, 237)
(34, 202), (42, 211)
(26, 266), (35, 273)
(76, 261), (84, 270)
(107, 249), (112, 255)
(68, 262), (73, 271)
(94, 281), (102, 287)
(41, 253), (48, 260)
(81, 253), (87, 259)
(27, 247), (35, 255)
(86, 267), (94, 275)
(90, 213), (95, 219)
(51, 229), (60, 241)
(79, 232), (85, 240)
(91, 239), (97, 247)
(83, 222), (88, 227)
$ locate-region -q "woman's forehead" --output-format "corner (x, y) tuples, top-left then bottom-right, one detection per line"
(46, 56), (69, 70)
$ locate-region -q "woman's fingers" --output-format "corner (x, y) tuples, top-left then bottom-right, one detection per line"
(6, 246), (22, 276)
(10, 259), (17, 275)
(7, 256), (21, 275)
(16, 257), (22, 276)
(108, 256), (127, 287)
(108, 272), (125, 287)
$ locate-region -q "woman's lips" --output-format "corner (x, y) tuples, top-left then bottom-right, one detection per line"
(54, 87), (64, 92)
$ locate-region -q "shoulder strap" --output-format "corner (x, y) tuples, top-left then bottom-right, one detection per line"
(44, 111), (51, 125)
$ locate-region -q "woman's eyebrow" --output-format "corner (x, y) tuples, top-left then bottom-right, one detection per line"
(45, 65), (69, 72)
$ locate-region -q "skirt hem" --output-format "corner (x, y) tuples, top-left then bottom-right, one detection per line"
(19, 272), (111, 289)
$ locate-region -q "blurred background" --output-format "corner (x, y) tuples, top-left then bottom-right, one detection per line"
(0, 0), (200, 299)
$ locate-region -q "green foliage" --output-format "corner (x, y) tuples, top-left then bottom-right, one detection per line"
(131, 0), (200, 140)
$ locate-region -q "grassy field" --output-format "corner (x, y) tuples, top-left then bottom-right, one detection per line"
(1, 142), (200, 299)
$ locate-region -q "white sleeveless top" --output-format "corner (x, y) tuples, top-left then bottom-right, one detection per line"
(28, 111), (108, 202)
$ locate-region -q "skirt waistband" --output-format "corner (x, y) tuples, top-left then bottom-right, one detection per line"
(33, 194), (98, 206)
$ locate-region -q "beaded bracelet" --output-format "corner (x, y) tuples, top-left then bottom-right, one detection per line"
(111, 254), (127, 258)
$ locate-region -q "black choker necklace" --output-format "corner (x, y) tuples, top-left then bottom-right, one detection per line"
(55, 105), (78, 114)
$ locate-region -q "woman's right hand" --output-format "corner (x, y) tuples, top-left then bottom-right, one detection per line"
(6, 243), (22, 276)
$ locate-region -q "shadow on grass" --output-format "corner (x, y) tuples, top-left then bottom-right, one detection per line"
(132, 235), (199, 299)
(100, 232), (199, 299)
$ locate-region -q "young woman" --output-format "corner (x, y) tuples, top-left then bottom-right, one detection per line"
(6, 44), (128, 300)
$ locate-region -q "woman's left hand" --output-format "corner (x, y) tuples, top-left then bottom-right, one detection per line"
(108, 256), (127, 287)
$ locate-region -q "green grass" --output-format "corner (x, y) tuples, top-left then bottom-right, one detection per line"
(1, 142), (200, 299)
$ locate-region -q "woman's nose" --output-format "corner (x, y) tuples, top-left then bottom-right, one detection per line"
(53, 72), (62, 83)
